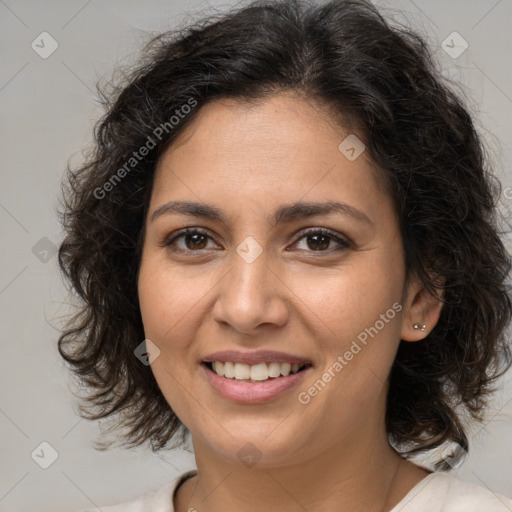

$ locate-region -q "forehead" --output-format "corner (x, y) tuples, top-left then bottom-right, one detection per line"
(150, 93), (394, 224)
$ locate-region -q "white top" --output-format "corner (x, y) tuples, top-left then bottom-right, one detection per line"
(79, 469), (512, 511)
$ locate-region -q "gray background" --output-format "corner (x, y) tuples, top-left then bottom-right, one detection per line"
(1, 0), (511, 510)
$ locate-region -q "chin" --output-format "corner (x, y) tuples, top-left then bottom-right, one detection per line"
(194, 422), (314, 468)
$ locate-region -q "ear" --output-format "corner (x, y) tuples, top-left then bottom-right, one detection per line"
(400, 274), (445, 342)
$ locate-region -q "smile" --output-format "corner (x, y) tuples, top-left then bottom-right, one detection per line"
(205, 361), (311, 382)
(201, 360), (313, 403)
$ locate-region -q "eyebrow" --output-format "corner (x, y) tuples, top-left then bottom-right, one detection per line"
(150, 199), (374, 228)
(150, 200), (373, 226)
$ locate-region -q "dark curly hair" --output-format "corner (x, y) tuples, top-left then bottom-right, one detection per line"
(57, 0), (512, 469)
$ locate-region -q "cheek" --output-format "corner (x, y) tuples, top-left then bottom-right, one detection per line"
(137, 258), (201, 425)
(290, 259), (403, 392)
(291, 259), (402, 337)
(137, 255), (210, 345)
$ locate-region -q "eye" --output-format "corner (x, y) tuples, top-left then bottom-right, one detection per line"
(163, 227), (351, 254)
(291, 228), (352, 253)
(163, 228), (218, 252)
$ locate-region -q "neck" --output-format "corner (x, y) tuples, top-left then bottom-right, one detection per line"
(174, 429), (429, 512)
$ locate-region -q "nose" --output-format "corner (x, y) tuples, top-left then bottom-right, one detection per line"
(211, 248), (289, 335)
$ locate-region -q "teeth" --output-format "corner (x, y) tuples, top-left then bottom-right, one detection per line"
(250, 363), (269, 381)
(224, 361), (235, 379)
(234, 363), (251, 380)
(268, 362), (281, 378)
(208, 361), (307, 380)
(213, 361), (224, 377)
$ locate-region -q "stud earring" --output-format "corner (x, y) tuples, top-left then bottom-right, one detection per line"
(413, 323), (427, 331)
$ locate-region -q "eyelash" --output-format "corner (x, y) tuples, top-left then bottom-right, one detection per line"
(162, 227), (352, 255)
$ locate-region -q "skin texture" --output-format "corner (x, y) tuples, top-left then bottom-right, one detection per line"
(137, 92), (444, 512)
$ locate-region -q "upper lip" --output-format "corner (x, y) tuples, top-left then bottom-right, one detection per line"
(202, 350), (312, 366)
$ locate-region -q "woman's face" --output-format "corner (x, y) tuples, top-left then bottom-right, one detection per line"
(137, 93), (424, 467)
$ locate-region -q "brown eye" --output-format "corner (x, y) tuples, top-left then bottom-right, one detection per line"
(293, 228), (352, 253)
(164, 228), (218, 252)
(182, 232), (208, 250)
(163, 227), (351, 255)
(304, 233), (330, 251)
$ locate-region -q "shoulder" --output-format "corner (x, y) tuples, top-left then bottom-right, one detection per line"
(441, 473), (512, 511)
(392, 471), (512, 512)
(76, 470), (197, 512)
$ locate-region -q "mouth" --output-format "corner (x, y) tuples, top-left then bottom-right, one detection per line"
(200, 350), (314, 403)
(202, 360), (313, 383)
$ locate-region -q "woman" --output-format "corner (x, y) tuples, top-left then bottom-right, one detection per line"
(57, 0), (512, 510)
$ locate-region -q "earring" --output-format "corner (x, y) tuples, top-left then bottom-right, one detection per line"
(413, 323), (427, 331)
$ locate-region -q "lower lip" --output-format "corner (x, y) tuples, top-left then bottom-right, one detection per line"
(200, 363), (311, 404)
